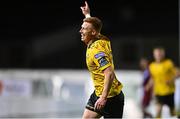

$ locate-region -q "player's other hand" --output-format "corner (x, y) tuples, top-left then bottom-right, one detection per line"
(80, 1), (90, 17)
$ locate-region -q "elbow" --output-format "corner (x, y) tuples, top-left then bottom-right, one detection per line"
(104, 66), (115, 81)
(106, 70), (115, 81)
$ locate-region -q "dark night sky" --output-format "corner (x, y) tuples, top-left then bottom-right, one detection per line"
(0, 0), (178, 69)
(1, 0), (177, 39)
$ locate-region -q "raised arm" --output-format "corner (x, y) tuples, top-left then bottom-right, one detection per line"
(80, 1), (91, 18)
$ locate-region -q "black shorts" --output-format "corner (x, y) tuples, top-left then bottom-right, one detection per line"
(155, 93), (174, 108)
(85, 91), (124, 118)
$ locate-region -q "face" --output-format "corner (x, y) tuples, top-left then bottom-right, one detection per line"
(140, 58), (149, 70)
(153, 49), (165, 62)
(79, 22), (96, 44)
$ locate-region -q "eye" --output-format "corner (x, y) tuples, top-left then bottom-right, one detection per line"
(81, 26), (84, 30)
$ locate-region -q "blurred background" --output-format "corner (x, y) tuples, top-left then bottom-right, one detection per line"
(0, 0), (179, 118)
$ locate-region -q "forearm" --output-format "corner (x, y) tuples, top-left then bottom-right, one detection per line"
(145, 78), (153, 91)
(101, 72), (114, 98)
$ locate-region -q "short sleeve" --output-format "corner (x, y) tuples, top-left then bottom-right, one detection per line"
(93, 51), (111, 71)
(167, 60), (176, 75)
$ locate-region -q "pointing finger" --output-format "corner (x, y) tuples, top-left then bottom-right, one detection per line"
(85, 1), (89, 7)
(80, 7), (85, 10)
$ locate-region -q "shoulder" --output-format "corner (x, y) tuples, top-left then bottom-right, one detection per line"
(164, 59), (174, 66)
(164, 59), (173, 63)
(93, 35), (110, 46)
(90, 40), (107, 50)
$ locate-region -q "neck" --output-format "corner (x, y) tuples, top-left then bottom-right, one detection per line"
(86, 34), (99, 47)
(155, 58), (164, 63)
(87, 39), (94, 47)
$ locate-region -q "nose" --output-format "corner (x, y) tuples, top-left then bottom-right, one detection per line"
(79, 28), (82, 33)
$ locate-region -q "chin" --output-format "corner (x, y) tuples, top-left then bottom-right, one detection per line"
(81, 38), (85, 42)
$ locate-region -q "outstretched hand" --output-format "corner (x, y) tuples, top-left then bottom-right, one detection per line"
(80, 1), (90, 17)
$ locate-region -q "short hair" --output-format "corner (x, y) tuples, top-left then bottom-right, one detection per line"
(153, 46), (165, 51)
(83, 17), (102, 33)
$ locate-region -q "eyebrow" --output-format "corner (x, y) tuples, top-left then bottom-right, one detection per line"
(81, 25), (87, 29)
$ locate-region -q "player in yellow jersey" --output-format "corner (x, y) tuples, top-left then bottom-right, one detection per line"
(80, 1), (124, 118)
(147, 47), (177, 118)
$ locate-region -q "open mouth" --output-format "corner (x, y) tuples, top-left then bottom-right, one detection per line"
(81, 34), (84, 39)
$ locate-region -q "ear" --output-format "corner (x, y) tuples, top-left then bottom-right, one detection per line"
(91, 29), (97, 35)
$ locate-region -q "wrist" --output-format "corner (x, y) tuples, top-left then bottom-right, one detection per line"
(85, 14), (91, 18)
(100, 95), (107, 99)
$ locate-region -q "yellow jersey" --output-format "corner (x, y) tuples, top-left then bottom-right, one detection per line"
(149, 59), (176, 96)
(86, 35), (123, 98)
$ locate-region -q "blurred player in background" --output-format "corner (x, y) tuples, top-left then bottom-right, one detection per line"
(80, 1), (124, 118)
(175, 67), (180, 118)
(146, 47), (178, 118)
(0, 80), (3, 94)
(139, 58), (153, 118)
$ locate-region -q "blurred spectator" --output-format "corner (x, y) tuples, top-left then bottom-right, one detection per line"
(146, 47), (178, 118)
(175, 67), (180, 118)
(139, 58), (153, 118)
(0, 80), (3, 94)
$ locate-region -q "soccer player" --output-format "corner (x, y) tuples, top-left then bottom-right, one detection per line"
(146, 47), (177, 118)
(80, 1), (124, 118)
(139, 58), (152, 118)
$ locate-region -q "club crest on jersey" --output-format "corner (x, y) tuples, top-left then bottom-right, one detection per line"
(98, 57), (109, 67)
(95, 52), (105, 59)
